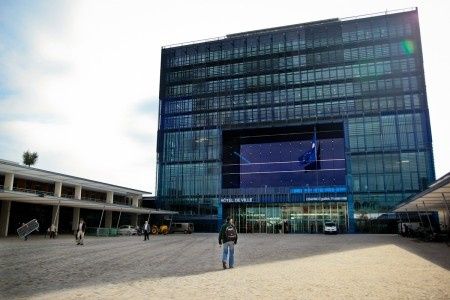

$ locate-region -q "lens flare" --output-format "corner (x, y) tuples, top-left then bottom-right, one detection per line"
(401, 40), (415, 54)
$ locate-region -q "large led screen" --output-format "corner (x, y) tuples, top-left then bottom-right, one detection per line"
(222, 125), (345, 189)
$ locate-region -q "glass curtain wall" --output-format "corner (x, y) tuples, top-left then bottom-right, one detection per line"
(226, 203), (347, 233)
(158, 9), (435, 231)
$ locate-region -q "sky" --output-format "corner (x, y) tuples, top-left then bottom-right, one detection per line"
(0, 0), (449, 192)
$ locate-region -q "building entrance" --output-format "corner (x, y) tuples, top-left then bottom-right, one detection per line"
(224, 202), (348, 233)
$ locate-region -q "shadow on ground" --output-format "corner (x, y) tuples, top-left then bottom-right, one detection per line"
(0, 233), (449, 298)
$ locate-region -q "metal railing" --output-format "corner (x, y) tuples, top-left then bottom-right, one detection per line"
(162, 7), (416, 49)
(85, 227), (119, 237)
(8, 187), (139, 209)
(162, 36), (227, 49)
(12, 187), (54, 197)
(81, 196), (107, 203)
(340, 7), (416, 22)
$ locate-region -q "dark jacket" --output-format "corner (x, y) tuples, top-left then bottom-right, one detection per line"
(219, 222), (238, 244)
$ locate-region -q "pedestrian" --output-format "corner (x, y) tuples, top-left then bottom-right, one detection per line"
(218, 217), (238, 269)
(76, 218), (86, 245)
(49, 224), (56, 239)
(143, 221), (150, 241)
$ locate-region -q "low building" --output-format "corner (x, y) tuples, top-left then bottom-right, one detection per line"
(0, 159), (176, 237)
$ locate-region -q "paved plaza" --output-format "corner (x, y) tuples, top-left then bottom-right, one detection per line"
(0, 233), (449, 299)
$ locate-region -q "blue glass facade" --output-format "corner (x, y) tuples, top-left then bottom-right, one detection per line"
(157, 9), (435, 232)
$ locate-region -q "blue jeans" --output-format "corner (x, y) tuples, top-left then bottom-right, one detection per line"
(222, 241), (235, 267)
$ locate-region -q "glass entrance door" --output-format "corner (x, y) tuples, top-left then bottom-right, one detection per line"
(226, 202), (348, 234)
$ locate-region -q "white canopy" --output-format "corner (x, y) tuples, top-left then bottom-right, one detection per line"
(394, 172), (450, 213)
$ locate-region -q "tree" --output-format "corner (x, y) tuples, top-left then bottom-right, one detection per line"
(23, 150), (38, 167)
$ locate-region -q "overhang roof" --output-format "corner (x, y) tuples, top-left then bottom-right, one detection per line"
(0, 189), (177, 215)
(394, 172), (450, 212)
(0, 159), (151, 196)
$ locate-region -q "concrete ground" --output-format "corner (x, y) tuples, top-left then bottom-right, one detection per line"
(0, 233), (449, 299)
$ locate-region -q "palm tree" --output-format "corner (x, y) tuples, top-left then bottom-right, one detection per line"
(23, 150), (38, 167)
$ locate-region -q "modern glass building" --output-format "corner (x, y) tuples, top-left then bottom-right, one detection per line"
(157, 8), (435, 233)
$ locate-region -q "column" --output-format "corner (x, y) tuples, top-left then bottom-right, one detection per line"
(72, 186), (82, 231)
(52, 182), (62, 231)
(104, 191), (114, 228)
(347, 194), (355, 233)
(104, 212), (112, 228)
(130, 195), (139, 226)
(217, 203), (223, 232)
(131, 214), (138, 227)
(54, 182), (62, 197)
(106, 191), (114, 204)
(4, 173), (14, 191)
(132, 195), (139, 207)
(52, 206), (60, 230)
(0, 201), (12, 237)
(1, 173), (14, 237)
(72, 208), (80, 231)
(75, 185), (82, 200)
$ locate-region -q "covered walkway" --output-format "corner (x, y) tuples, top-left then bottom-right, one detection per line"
(394, 172), (450, 238)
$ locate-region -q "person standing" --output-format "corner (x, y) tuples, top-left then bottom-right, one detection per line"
(218, 217), (238, 269)
(76, 218), (86, 245)
(143, 221), (150, 241)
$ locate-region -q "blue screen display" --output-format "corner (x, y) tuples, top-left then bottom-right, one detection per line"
(222, 127), (346, 189)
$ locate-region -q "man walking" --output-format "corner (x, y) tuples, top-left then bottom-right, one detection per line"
(143, 221), (150, 241)
(76, 218), (86, 245)
(49, 223), (56, 239)
(218, 217), (238, 269)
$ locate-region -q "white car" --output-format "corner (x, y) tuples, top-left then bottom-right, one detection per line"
(324, 222), (338, 234)
(118, 225), (137, 236)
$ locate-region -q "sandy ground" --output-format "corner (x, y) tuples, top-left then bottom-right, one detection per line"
(0, 233), (449, 299)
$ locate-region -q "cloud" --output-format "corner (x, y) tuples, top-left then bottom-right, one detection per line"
(135, 98), (159, 114)
(0, 0), (160, 191)
(0, 0), (449, 197)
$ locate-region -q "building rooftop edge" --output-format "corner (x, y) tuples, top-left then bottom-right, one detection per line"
(162, 7), (417, 49)
(0, 159), (152, 195)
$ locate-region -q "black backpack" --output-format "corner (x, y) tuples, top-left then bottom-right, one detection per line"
(225, 224), (237, 241)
